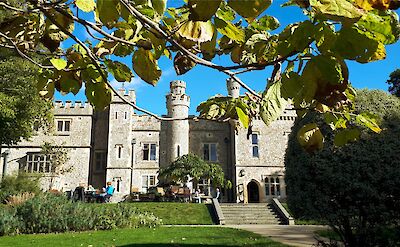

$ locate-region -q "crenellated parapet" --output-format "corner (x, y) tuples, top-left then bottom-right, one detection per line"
(53, 100), (93, 115)
(112, 88), (136, 104)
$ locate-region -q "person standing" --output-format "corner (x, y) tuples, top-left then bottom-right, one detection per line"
(215, 188), (221, 203)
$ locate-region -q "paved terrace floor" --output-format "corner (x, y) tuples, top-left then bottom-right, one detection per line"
(227, 225), (329, 247)
(164, 225), (330, 247)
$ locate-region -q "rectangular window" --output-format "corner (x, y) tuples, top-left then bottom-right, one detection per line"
(23, 153), (54, 173)
(251, 133), (259, 158)
(143, 144), (156, 161)
(203, 143), (217, 161)
(265, 176), (281, 197)
(141, 175), (156, 193)
(95, 151), (107, 172)
(57, 120), (71, 133)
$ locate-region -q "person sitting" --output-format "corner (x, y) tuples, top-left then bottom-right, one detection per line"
(193, 189), (201, 204)
(97, 182), (115, 203)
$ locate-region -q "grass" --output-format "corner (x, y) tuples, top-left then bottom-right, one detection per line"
(280, 202), (324, 225)
(122, 202), (215, 225)
(0, 227), (289, 247)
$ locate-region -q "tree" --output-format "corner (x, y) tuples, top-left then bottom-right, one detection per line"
(0, 0), (399, 149)
(0, 0), (52, 147)
(41, 142), (71, 190)
(0, 49), (52, 146)
(387, 69), (400, 97)
(285, 89), (400, 247)
(158, 154), (231, 189)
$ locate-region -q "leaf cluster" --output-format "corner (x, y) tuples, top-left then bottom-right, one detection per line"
(0, 0), (399, 149)
(285, 89), (400, 246)
(158, 154), (231, 188)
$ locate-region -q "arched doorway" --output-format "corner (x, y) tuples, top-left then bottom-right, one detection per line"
(247, 181), (260, 203)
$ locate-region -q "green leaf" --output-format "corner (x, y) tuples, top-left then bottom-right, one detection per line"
(356, 113), (382, 133)
(76, 0), (95, 12)
(236, 107), (249, 128)
(188, 0), (222, 21)
(297, 123), (324, 153)
(277, 21), (317, 57)
(333, 128), (360, 146)
(260, 80), (288, 126)
(281, 71), (302, 100)
(55, 71), (82, 95)
(214, 17), (245, 43)
(105, 59), (133, 82)
(50, 58), (67, 70)
(174, 52), (196, 75)
(216, 2), (236, 21)
(85, 80), (112, 111)
(228, 0), (272, 22)
(357, 10), (400, 45)
(309, 0), (363, 21)
(132, 48), (162, 85)
(334, 26), (386, 63)
(178, 20), (215, 43)
(96, 0), (120, 28)
(250, 15), (280, 31)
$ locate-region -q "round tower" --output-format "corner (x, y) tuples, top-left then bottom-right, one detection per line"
(166, 80), (190, 164)
(227, 78), (241, 98)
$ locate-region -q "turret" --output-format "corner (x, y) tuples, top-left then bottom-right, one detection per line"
(165, 80), (190, 165)
(227, 78), (240, 98)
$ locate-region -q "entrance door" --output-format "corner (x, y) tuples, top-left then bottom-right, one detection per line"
(247, 181), (260, 203)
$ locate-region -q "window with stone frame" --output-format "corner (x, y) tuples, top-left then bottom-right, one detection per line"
(56, 119), (71, 133)
(94, 151), (107, 172)
(141, 175), (156, 192)
(251, 133), (259, 158)
(203, 143), (217, 161)
(22, 153), (55, 173)
(143, 143), (157, 161)
(265, 176), (281, 197)
(197, 178), (210, 195)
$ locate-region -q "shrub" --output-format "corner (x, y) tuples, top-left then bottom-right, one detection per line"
(0, 173), (41, 203)
(285, 90), (400, 246)
(14, 194), (161, 234)
(0, 206), (21, 236)
(5, 192), (35, 207)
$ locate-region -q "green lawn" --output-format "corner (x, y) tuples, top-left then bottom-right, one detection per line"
(122, 202), (215, 225)
(0, 227), (289, 247)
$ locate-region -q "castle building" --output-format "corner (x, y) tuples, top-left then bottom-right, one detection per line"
(0, 79), (296, 203)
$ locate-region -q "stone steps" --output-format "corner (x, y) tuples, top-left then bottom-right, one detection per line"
(220, 203), (282, 225)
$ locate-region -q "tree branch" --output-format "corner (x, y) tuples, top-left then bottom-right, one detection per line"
(119, 0), (262, 99)
(0, 31), (54, 69)
(39, 5), (230, 122)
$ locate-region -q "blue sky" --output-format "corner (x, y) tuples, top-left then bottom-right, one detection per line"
(57, 1), (400, 115)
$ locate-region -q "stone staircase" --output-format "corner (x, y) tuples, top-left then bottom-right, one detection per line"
(219, 203), (283, 225)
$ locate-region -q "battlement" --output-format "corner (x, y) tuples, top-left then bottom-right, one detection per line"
(53, 100), (93, 115)
(170, 80), (186, 88)
(54, 100), (91, 109)
(170, 80), (187, 95)
(112, 88), (136, 103)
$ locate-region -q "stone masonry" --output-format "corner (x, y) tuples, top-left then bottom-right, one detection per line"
(0, 80), (295, 203)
